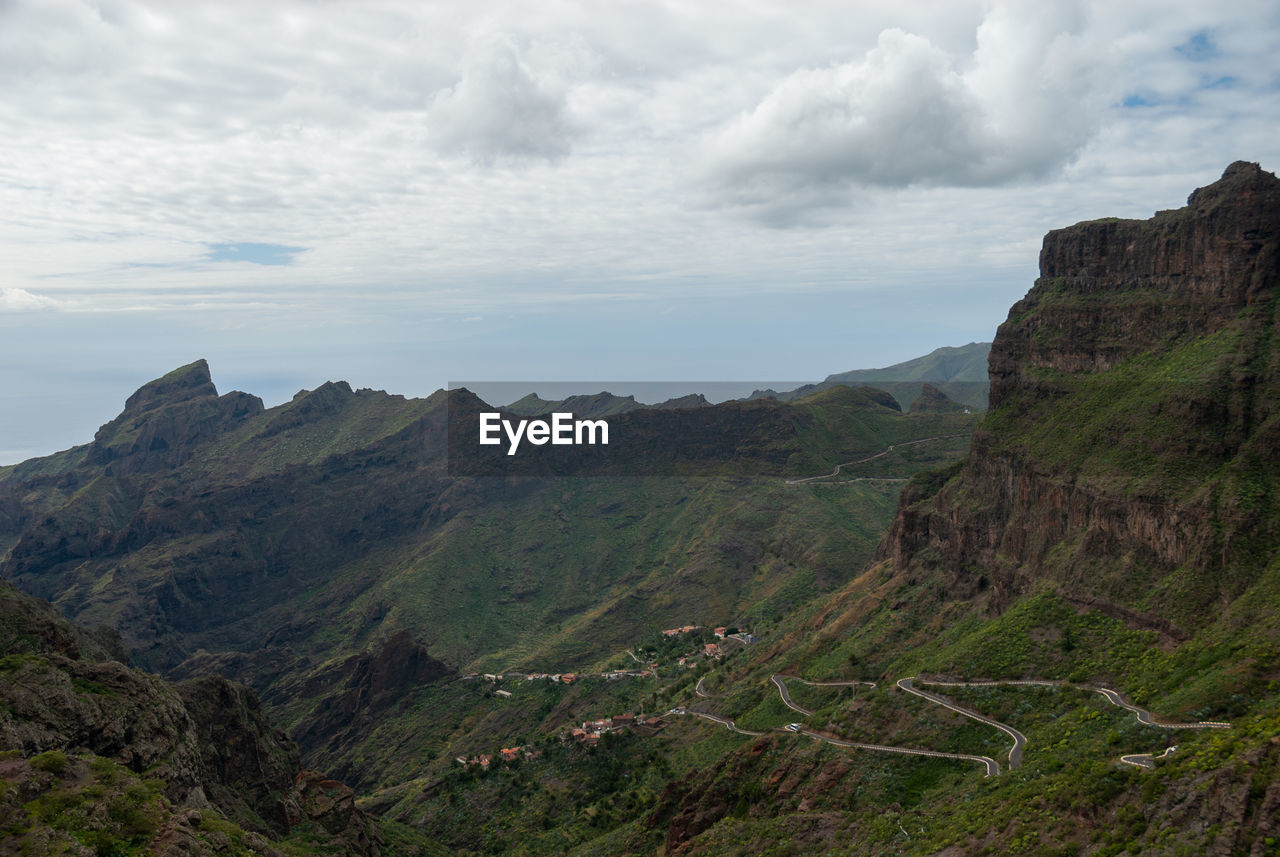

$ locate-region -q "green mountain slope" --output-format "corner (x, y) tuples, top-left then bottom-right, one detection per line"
(592, 161), (1280, 856)
(825, 341), (991, 384)
(8, 163), (1276, 856)
(0, 366), (979, 796)
(348, 162), (1280, 857)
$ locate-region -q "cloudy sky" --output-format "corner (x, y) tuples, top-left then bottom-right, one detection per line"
(2, 0), (1278, 462)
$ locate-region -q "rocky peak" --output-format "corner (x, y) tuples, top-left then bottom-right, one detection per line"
(991, 161), (1280, 409)
(88, 361), (264, 473)
(121, 358), (219, 415)
(1186, 159), (1280, 210)
(655, 393), (712, 410)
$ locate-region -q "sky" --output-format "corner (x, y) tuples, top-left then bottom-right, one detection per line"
(2, 0), (1278, 463)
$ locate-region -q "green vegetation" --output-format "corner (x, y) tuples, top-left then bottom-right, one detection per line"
(5, 160), (1280, 857)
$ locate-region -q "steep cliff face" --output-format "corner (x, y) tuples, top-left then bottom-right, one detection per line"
(989, 160), (1280, 406)
(88, 359), (265, 474)
(881, 162), (1280, 631)
(0, 579), (383, 855)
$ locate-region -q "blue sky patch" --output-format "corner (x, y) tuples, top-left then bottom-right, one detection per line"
(207, 243), (305, 266)
(1176, 31), (1218, 62)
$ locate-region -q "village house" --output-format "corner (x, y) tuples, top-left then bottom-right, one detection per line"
(460, 747), (541, 767)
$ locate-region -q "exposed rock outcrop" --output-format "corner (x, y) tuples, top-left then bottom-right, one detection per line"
(989, 160), (1280, 408)
(288, 771), (385, 856)
(880, 162), (1280, 629)
(88, 359), (264, 474)
(0, 579), (382, 854)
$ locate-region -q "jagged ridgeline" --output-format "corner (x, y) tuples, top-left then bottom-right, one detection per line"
(446, 383), (973, 476)
(0, 356), (977, 789)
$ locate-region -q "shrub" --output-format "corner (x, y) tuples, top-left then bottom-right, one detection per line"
(29, 749), (69, 777)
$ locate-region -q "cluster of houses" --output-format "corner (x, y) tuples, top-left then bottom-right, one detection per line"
(567, 712), (667, 744)
(467, 672), (581, 685)
(662, 624), (758, 642)
(519, 672), (580, 684)
(456, 747), (543, 769)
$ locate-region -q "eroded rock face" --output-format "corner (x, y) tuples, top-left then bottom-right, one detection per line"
(287, 771), (384, 857)
(176, 675), (302, 836)
(880, 162), (1280, 628)
(88, 359), (265, 475)
(0, 652), (211, 807)
(989, 161), (1280, 409)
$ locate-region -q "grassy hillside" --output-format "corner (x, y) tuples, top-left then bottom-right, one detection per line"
(0, 364), (980, 805)
(360, 165), (1280, 856)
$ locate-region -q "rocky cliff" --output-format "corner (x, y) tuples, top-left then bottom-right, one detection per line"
(0, 579), (383, 855)
(880, 161), (1280, 633)
(89, 359), (265, 474)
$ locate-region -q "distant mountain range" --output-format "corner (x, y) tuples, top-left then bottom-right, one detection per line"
(505, 390), (711, 418)
(752, 341), (990, 410)
(494, 342), (991, 418)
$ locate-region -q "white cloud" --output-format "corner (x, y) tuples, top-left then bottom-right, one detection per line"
(702, 2), (1106, 221)
(0, 288), (64, 311)
(1, 0), (1279, 462)
(0, 0), (1274, 312)
(425, 31), (577, 164)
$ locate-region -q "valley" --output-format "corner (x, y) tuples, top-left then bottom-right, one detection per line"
(2, 162), (1279, 856)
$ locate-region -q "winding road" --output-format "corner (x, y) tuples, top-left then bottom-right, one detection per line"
(771, 674), (876, 717)
(1092, 686), (1230, 729)
(785, 434), (971, 485)
(673, 708), (765, 737)
(670, 706), (1000, 776)
(899, 678), (1028, 769)
(771, 675), (813, 715)
(910, 677), (1229, 770)
(1120, 746), (1178, 769)
(792, 727), (1001, 778)
(676, 671), (1231, 779)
